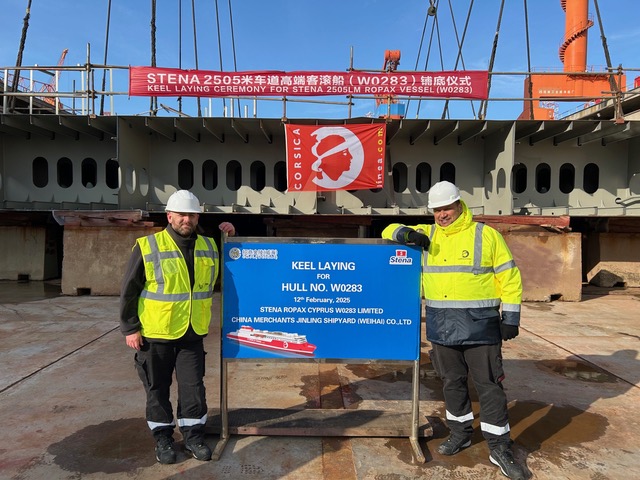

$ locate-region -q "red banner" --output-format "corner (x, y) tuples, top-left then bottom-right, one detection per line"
(285, 124), (386, 192)
(129, 67), (488, 99)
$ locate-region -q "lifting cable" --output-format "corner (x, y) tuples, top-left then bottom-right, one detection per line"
(9, 0), (32, 113)
(440, 0), (476, 120)
(479, 0), (505, 120)
(415, 0), (444, 118)
(434, 14), (445, 81)
(191, 0), (202, 116)
(150, 0), (158, 116)
(99, 0), (112, 116)
(228, 0), (241, 115)
(407, 1), (434, 118)
(407, 4), (433, 118)
(213, 0), (227, 114)
(523, 0), (534, 120)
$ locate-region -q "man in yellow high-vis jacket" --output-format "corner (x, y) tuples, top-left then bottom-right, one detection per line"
(120, 190), (235, 465)
(382, 181), (526, 480)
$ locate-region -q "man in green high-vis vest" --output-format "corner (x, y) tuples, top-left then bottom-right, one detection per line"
(120, 190), (235, 465)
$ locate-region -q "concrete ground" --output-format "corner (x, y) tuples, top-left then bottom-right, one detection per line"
(0, 280), (639, 480)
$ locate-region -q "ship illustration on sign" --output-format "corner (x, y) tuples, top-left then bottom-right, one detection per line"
(226, 325), (317, 356)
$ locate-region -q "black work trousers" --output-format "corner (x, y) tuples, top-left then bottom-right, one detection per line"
(134, 338), (207, 445)
(432, 342), (511, 449)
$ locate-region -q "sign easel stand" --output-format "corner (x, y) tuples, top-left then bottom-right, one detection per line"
(211, 357), (429, 463)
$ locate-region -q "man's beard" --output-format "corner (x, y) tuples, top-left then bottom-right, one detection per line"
(175, 223), (195, 236)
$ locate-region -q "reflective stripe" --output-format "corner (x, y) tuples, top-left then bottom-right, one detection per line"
(423, 226), (436, 268)
(198, 236), (217, 289)
(195, 250), (216, 258)
(481, 421), (510, 436)
(177, 413), (208, 427)
(495, 259), (516, 274)
(193, 291), (213, 300)
(426, 298), (501, 308)
(195, 237), (218, 260)
(502, 302), (521, 312)
(145, 235), (166, 294)
(423, 223), (490, 275)
(156, 251), (181, 259)
(423, 265), (494, 274)
(472, 223), (484, 274)
(391, 225), (408, 243)
(140, 291), (191, 302)
(147, 419), (175, 431)
(446, 410), (475, 423)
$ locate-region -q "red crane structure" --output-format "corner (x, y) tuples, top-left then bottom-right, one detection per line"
(518, 0), (626, 120)
(40, 48), (69, 108)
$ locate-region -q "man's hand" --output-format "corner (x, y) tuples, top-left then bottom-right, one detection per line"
(219, 222), (236, 236)
(125, 331), (143, 350)
(407, 230), (430, 249)
(500, 323), (519, 341)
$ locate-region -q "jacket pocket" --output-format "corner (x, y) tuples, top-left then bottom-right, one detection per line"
(144, 302), (173, 335)
(465, 308), (500, 343)
(468, 307), (500, 320)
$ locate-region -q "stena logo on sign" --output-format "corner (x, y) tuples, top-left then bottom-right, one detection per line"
(389, 249), (413, 265)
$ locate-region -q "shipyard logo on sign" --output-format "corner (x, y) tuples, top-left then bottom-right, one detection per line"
(285, 124), (386, 191)
(228, 248), (279, 260)
(389, 249), (413, 265)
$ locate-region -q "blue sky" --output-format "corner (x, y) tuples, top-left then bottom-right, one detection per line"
(1, 0), (638, 120)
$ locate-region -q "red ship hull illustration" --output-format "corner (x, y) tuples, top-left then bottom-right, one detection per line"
(226, 325), (317, 356)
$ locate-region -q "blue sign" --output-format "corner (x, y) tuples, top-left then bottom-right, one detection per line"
(222, 239), (422, 361)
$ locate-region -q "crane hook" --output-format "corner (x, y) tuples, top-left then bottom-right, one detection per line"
(427, 0), (437, 16)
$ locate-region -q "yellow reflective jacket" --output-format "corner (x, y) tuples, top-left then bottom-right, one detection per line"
(382, 201), (522, 345)
(136, 229), (219, 340)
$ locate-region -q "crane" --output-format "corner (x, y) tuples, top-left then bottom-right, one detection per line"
(518, 0), (625, 120)
(375, 50), (405, 119)
(40, 48), (68, 109)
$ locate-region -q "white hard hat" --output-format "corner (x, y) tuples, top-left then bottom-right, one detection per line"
(165, 190), (202, 213)
(428, 181), (461, 209)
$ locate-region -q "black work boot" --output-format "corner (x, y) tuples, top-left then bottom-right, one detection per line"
(185, 441), (212, 461)
(489, 444), (526, 479)
(437, 433), (472, 455)
(155, 436), (176, 464)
